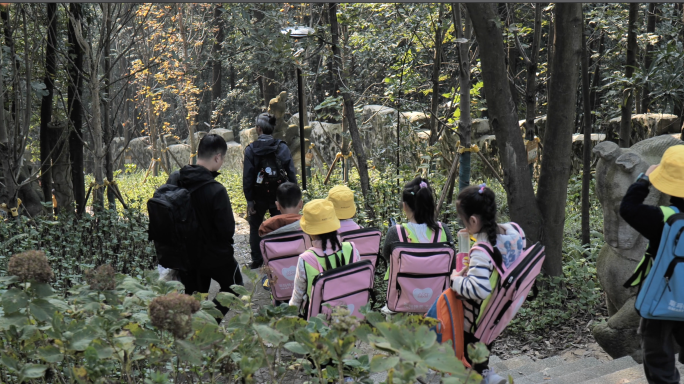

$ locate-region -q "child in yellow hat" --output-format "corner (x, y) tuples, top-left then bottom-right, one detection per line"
(288, 199), (361, 312)
(619, 145), (684, 383)
(326, 185), (363, 233)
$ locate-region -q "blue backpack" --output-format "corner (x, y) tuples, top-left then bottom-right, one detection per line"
(634, 206), (684, 320)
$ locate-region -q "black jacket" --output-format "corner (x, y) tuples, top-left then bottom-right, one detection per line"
(619, 179), (684, 258)
(242, 134), (297, 203)
(167, 165), (236, 265)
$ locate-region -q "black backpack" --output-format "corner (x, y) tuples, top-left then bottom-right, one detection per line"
(253, 141), (289, 200)
(147, 179), (217, 270)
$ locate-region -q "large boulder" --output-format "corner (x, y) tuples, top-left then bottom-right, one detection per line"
(309, 121), (344, 166)
(128, 136), (152, 170)
(570, 133), (606, 173)
(360, 105), (398, 165)
(221, 141), (243, 173)
(239, 128), (258, 154)
(591, 135), (683, 361)
(604, 113), (681, 144)
(288, 112), (316, 128)
(208, 128), (234, 143)
(166, 144), (191, 171)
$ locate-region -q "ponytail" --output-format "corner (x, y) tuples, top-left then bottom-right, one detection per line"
(456, 184), (503, 269)
(402, 177), (439, 232)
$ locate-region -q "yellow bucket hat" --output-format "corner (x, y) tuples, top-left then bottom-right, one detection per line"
(326, 185), (357, 220)
(300, 199), (341, 235)
(650, 145), (684, 198)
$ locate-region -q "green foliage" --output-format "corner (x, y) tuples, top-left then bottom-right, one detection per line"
(0, 261), (486, 384)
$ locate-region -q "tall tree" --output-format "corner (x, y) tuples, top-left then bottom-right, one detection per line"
(428, 4), (444, 145)
(641, 3), (657, 113)
(212, 5), (223, 106)
(467, 2), (582, 276)
(619, 3), (638, 148)
(581, 15), (593, 247)
(68, 3), (85, 215)
(452, 4), (472, 192)
(40, 3), (58, 204)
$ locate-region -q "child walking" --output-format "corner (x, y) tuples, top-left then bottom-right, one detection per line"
(452, 183), (526, 384)
(620, 146), (684, 384)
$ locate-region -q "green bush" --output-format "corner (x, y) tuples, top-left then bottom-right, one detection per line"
(0, 254), (487, 384)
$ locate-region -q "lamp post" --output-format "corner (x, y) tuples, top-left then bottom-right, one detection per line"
(281, 26), (314, 190)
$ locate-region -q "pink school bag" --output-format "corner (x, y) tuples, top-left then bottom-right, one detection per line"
(301, 247), (375, 320)
(339, 228), (382, 269)
(386, 224), (456, 313)
(470, 223), (546, 345)
(260, 230), (312, 305)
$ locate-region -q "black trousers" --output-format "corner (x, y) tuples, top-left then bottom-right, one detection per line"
(464, 332), (493, 374)
(179, 254), (244, 318)
(248, 200), (280, 264)
(640, 318), (684, 384)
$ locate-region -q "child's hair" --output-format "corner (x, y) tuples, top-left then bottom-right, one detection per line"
(276, 182), (302, 209)
(314, 231), (342, 253)
(255, 113), (276, 134)
(456, 184), (502, 268)
(402, 177), (439, 231)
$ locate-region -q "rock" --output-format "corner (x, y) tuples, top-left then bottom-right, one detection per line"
(166, 144), (191, 171)
(221, 141), (243, 173)
(288, 112), (316, 128)
(361, 105), (398, 165)
(240, 128), (258, 154)
(128, 136), (153, 170)
(473, 118), (492, 136)
(110, 137), (126, 171)
(268, 91), (289, 138)
(209, 128), (234, 142)
(592, 135), (684, 360)
(604, 113), (681, 144)
(570, 133), (606, 173)
(310, 121), (343, 166)
(592, 316), (642, 363)
(399, 112), (429, 129)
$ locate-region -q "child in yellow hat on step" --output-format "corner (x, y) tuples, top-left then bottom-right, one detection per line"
(288, 199), (361, 312)
(326, 185), (363, 234)
(620, 145), (684, 383)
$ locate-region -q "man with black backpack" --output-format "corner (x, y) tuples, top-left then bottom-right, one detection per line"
(243, 113), (297, 269)
(148, 134), (242, 320)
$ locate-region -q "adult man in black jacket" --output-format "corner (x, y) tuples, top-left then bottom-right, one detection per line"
(243, 113), (297, 269)
(167, 134), (243, 317)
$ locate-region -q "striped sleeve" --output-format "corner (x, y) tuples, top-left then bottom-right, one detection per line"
(451, 248), (494, 302)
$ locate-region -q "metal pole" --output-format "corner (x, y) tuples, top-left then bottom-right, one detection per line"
(297, 67), (307, 190)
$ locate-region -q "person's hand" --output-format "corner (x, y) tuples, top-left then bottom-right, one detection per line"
(645, 164), (659, 176)
(451, 267), (467, 280)
(247, 201), (256, 216)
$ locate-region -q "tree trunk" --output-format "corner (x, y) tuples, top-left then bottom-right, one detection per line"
(589, 32), (604, 112)
(104, 8), (115, 210)
(428, 4), (444, 145)
(524, 4), (542, 143)
(212, 5), (223, 105)
(342, 93), (373, 220)
(0, 29), (18, 219)
(452, 4), (472, 192)
(641, 3), (657, 113)
(466, 3), (543, 244)
(178, 4), (196, 164)
(546, 7), (554, 101)
(328, 3), (341, 96)
(68, 3), (85, 215)
(40, 3), (57, 205)
(536, 3), (582, 276)
(619, 3), (638, 148)
(580, 17), (593, 247)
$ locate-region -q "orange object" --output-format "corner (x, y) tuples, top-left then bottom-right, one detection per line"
(428, 289), (471, 368)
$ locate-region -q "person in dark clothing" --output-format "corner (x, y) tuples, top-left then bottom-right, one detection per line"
(243, 113), (298, 269)
(167, 134), (243, 319)
(619, 145), (684, 384)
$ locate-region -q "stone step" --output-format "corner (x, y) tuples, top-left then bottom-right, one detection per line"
(489, 354), (533, 373)
(546, 356), (638, 384)
(496, 355), (566, 382)
(511, 356), (602, 384)
(582, 364), (645, 384)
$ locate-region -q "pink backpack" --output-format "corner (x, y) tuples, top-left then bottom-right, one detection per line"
(302, 250), (374, 320)
(339, 228), (382, 268)
(260, 230), (312, 305)
(470, 223), (545, 344)
(386, 225), (456, 313)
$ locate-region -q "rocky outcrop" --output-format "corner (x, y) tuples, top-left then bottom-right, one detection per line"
(605, 113), (681, 144)
(208, 128), (234, 143)
(591, 135), (683, 362)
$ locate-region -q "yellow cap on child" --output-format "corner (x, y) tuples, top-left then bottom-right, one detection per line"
(300, 199), (341, 235)
(326, 185), (356, 220)
(650, 145), (684, 198)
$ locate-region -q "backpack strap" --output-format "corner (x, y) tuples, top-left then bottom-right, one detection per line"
(396, 224), (408, 243)
(471, 242), (501, 274)
(431, 223), (443, 243)
(302, 250), (324, 273)
(186, 179), (218, 194)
